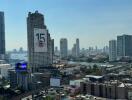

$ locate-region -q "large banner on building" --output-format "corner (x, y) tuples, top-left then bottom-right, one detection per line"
(34, 28), (47, 52)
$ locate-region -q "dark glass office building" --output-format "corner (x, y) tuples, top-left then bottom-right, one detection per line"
(0, 11), (5, 59)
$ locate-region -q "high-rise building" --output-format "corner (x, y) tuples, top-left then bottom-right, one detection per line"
(117, 34), (132, 59)
(60, 38), (68, 59)
(76, 38), (80, 57)
(95, 46), (98, 52)
(27, 11), (53, 72)
(51, 39), (54, 56)
(50, 39), (54, 63)
(103, 46), (109, 54)
(0, 11), (5, 59)
(19, 47), (23, 52)
(71, 39), (80, 57)
(54, 46), (60, 56)
(109, 40), (116, 61)
(72, 43), (77, 57)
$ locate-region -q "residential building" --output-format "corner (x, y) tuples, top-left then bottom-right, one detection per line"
(117, 34), (132, 59)
(60, 38), (68, 59)
(109, 40), (116, 61)
(72, 44), (77, 57)
(80, 81), (131, 99)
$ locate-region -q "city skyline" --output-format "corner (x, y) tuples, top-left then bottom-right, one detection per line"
(0, 0), (132, 50)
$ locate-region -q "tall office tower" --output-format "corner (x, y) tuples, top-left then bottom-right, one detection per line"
(109, 40), (116, 61)
(51, 39), (54, 56)
(76, 38), (80, 57)
(0, 12), (5, 59)
(50, 39), (54, 63)
(117, 34), (132, 59)
(60, 38), (68, 59)
(27, 11), (53, 72)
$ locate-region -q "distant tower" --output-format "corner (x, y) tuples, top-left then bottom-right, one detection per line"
(51, 39), (54, 56)
(19, 47), (23, 52)
(72, 43), (77, 57)
(51, 39), (54, 63)
(95, 46), (98, 52)
(27, 11), (53, 72)
(0, 11), (5, 59)
(60, 38), (68, 59)
(76, 38), (80, 57)
(109, 40), (116, 61)
(103, 46), (109, 54)
(55, 46), (58, 53)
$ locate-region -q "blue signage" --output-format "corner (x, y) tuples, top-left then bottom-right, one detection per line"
(15, 62), (28, 72)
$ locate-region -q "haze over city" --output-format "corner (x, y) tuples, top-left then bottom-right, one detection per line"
(1, 0), (132, 50)
(1, 0), (132, 100)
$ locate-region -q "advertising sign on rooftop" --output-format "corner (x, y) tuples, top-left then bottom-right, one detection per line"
(15, 62), (28, 72)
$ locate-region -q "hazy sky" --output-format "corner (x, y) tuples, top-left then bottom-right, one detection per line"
(0, 0), (132, 51)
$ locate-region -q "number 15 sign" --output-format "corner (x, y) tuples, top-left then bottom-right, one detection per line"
(34, 28), (47, 52)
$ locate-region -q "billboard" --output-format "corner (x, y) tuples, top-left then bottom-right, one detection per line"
(34, 28), (47, 52)
(15, 62), (28, 72)
(50, 78), (61, 87)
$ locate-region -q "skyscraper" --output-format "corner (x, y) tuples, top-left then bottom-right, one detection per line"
(103, 46), (109, 54)
(27, 11), (53, 72)
(50, 39), (54, 63)
(55, 46), (59, 56)
(60, 38), (68, 59)
(117, 34), (132, 59)
(72, 43), (77, 57)
(76, 38), (80, 57)
(109, 40), (116, 61)
(51, 39), (54, 56)
(0, 11), (5, 59)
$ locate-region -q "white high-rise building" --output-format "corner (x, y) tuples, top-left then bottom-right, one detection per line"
(72, 39), (80, 57)
(109, 40), (116, 61)
(60, 38), (68, 59)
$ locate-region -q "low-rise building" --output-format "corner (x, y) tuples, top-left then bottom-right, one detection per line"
(0, 64), (12, 79)
(80, 81), (132, 99)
